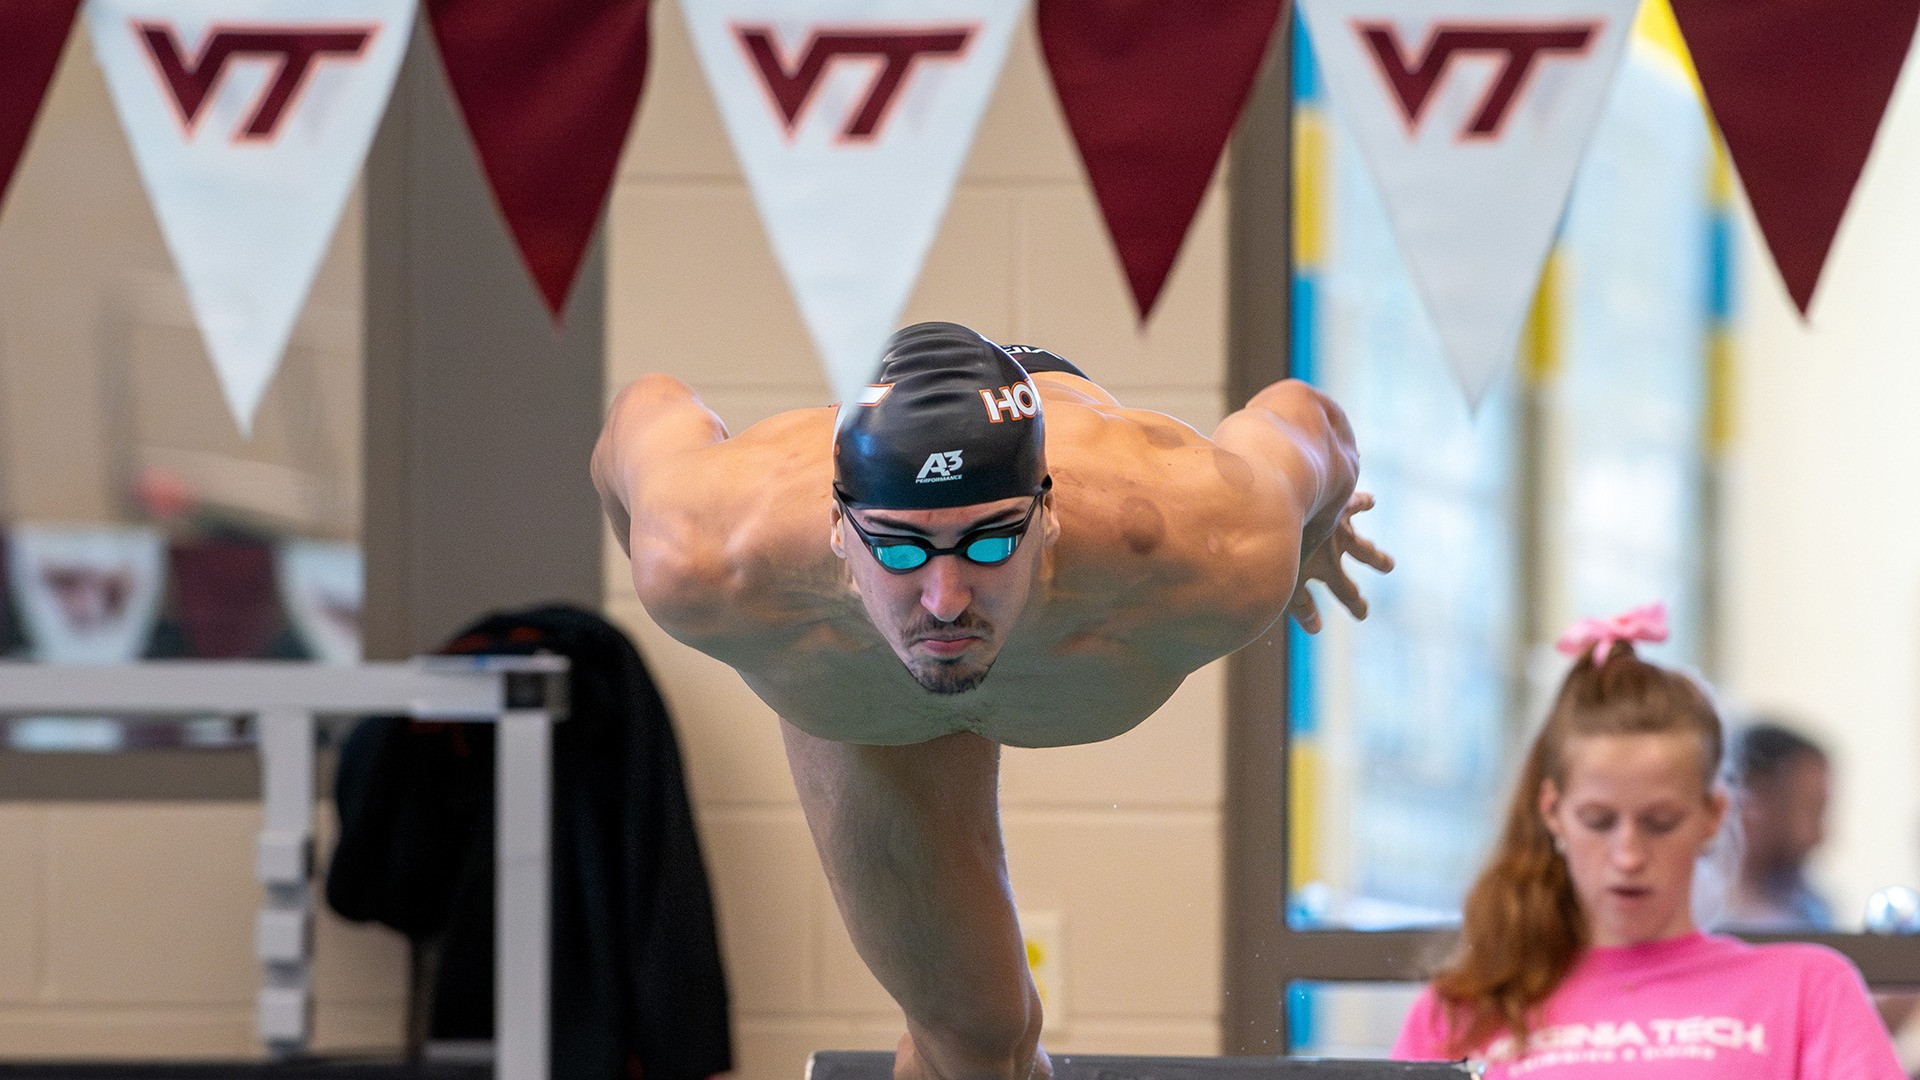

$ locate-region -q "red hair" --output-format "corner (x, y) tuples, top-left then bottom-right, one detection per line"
(1426, 642), (1723, 1056)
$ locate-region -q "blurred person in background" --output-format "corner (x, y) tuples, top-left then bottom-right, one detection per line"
(1719, 720), (1835, 931)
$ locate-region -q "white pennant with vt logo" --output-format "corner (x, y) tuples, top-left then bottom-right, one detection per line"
(684, 0), (1025, 412)
(88, 0), (412, 434)
(1299, 0), (1636, 406)
(7, 525), (167, 664)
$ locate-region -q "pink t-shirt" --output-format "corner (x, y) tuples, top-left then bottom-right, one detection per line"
(1391, 932), (1903, 1078)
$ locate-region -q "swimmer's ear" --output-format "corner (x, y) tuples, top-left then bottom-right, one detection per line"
(829, 501), (849, 560)
(1041, 490), (1060, 547)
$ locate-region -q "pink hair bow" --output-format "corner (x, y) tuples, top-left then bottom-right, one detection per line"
(1555, 603), (1669, 666)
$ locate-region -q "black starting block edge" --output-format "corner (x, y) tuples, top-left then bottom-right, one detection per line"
(807, 1050), (1475, 1080)
(0, 1064), (493, 1080)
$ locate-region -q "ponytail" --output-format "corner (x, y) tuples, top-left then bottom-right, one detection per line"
(1426, 642), (1722, 1056)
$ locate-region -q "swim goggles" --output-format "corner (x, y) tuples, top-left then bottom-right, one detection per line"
(835, 478), (1050, 574)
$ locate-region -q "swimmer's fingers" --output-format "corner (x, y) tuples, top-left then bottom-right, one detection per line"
(1321, 561), (1368, 621)
(1288, 583), (1324, 634)
(1343, 526), (1394, 575)
(1340, 492), (1394, 574)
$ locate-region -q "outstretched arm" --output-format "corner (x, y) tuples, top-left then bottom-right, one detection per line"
(1212, 379), (1391, 632)
(594, 374), (844, 661)
(783, 723), (1049, 1080)
(590, 373), (729, 559)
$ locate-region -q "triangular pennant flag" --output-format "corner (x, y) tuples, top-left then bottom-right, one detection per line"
(89, 0), (413, 435)
(0, 1), (82, 216)
(1671, 0), (1920, 315)
(684, 0), (1026, 408)
(1038, 0), (1282, 321)
(429, 0), (652, 319)
(275, 538), (363, 663)
(7, 525), (167, 663)
(1299, 0), (1637, 405)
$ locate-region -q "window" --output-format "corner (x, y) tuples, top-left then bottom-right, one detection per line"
(1288, 13), (1718, 938)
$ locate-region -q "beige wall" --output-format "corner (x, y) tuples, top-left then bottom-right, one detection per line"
(605, 3), (1233, 1079)
(0, 801), (408, 1058)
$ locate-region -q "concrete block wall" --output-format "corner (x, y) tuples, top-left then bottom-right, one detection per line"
(0, 801), (409, 1057)
(605, 5), (1234, 1080)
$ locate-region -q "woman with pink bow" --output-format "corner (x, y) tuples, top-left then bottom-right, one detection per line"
(1391, 603), (1902, 1077)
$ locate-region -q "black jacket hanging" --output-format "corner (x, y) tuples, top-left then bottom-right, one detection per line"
(327, 604), (731, 1080)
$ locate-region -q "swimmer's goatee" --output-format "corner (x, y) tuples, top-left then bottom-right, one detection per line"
(834, 322), (1053, 510)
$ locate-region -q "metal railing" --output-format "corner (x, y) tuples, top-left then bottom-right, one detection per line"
(0, 657), (568, 1080)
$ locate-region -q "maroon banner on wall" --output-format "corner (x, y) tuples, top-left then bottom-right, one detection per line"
(0, 0), (81, 215)
(1672, 0), (1920, 315)
(1038, 0), (1282, 321)
(429, 0), (652, 319)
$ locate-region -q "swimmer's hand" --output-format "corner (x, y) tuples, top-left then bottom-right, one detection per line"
(1288, 491), (1393, 633)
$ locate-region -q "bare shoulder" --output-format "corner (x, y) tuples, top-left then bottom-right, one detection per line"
(621, 399), (850, 655)
(1039, 383), (1293, 545)
(1036, 384), (1299, 658)
(1212, 378), (1356, 483)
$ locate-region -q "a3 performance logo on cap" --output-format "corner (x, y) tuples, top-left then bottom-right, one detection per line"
(916, 450), (964, 483)
(979, 380), (1038, 423)
(856, 383), (894, 406)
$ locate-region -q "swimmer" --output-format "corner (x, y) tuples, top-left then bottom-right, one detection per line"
(593, 322), (1391, 1080)
(1393, 605), (1902, 1078)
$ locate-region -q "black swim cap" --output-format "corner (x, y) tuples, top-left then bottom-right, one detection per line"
(998, 344), (1087, 380)
(834, 322), (1048, 510)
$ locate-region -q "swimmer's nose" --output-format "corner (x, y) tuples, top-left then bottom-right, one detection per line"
(918, 556), (973, 623)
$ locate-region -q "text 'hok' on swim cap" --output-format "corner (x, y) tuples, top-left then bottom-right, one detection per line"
(833, 321), (1049, 510)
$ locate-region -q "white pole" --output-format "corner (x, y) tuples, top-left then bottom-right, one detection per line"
(254, 707), (316, 1056)
(495, 708), (552, 1080)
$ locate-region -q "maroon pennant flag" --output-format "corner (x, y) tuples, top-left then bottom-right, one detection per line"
(0, 0), (81, 214)
(429, 0), (652, 318)
(1039, 0), (1282, 321)
(1672, 0), (1920, 314)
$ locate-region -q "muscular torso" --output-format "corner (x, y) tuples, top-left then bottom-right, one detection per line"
(623, 377), (1304, 747)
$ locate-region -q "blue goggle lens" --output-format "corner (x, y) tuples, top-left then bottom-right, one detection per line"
(962, 535), (1018, 564)
(867, 533), (1019, 572)
(872, 544), (931, 571)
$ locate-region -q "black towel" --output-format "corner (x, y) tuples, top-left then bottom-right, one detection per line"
(327, 604), (731, 1080)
